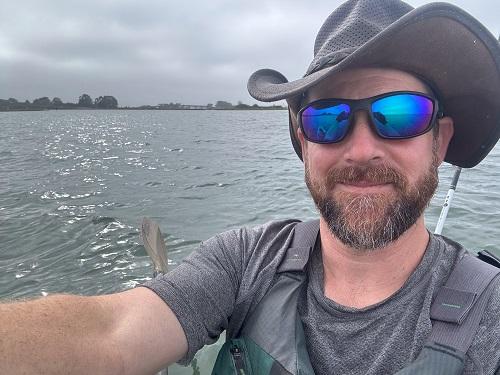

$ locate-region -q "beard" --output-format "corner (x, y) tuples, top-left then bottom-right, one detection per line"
(305, 154), (439, 251)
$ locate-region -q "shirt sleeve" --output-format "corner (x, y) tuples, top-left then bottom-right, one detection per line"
(139, 219), (299, 364)
(140, 227), (246, 364)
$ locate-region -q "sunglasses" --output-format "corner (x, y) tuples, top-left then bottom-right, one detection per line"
(297, 91), (443, 144)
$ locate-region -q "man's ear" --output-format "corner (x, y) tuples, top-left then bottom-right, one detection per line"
(297, 126), (305, 146)
(436, 116), (454, 164)
(289, 109), (306, 151)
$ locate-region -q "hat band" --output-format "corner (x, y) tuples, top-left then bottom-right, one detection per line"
(306, 47), (356, 75)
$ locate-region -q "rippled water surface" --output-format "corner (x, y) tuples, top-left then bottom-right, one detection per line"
(1, 110), (499, 373)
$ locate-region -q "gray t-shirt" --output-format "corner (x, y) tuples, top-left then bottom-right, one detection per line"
(142, 219), (500, 374)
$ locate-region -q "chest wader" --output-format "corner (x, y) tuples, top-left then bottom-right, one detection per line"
(211, 221), (500, 375)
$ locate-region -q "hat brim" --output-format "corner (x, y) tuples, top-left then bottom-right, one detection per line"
(247, 3), (500, 168)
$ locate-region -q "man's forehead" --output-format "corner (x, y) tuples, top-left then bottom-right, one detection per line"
(304, 68), (432, 102)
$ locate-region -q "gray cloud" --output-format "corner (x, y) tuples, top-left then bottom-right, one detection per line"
(1, 0), (498, 106)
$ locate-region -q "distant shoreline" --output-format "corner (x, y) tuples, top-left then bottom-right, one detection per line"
(0, 106), (287, 112)
(0, 97), (287, 112)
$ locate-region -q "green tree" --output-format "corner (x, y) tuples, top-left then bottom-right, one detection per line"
(78, 94), (93, 107)
(33, 97), (51, 107)
(215, 100), (232, 109)
(235, 102), (250, 109)
(94, 96), (118, 109)
(52, 97), (63, 107)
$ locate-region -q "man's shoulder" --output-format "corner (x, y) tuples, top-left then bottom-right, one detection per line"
(433, 235), (500, 373)
(214, 218), (301, 242)
(466, 274), (500, 373)
(432, 233), (468, 257)
(237, 218), (303, 267)
(196, 219), (303, 294)
(215, 219), (307, 337)
(204, 218), (302, 260)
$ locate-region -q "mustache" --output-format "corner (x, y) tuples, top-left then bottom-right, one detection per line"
(325, 165), (408, 190)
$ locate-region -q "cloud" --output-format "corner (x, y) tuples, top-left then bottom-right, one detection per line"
(0, 0), (497, 106)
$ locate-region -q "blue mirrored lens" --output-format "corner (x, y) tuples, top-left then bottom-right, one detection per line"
(301, 103), (350, 142)
(371, 94), (434, 137)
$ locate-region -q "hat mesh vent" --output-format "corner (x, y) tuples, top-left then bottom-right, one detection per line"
(309, 0), (412, 74)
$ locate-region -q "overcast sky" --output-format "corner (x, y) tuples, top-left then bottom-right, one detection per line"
(1, 0), (498, 106)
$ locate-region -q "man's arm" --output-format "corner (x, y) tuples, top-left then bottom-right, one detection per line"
(0, 287), (187, 375)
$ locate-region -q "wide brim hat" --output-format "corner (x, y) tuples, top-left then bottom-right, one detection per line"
(247, 0), (500, 168)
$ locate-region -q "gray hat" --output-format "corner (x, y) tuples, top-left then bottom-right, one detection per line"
(247, 0), (500, 168)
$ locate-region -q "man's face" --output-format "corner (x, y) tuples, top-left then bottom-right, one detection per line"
(296, 68), (454, 250)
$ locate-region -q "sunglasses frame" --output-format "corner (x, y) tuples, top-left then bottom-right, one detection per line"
(297, 91), (444, 144)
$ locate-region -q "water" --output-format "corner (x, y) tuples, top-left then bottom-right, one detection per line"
(1, 110), (499, 373)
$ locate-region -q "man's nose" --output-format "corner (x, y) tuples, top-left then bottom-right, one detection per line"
(342, 110), (386, 165)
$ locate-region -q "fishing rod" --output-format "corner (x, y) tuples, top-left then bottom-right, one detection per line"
(434, 166), (462, 235)
(434, 165), (500, 266)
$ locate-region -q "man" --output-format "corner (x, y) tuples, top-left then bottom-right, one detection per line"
(1, 0), (499, 374)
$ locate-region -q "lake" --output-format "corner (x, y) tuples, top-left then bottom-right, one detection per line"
(1, 109), (498, 373)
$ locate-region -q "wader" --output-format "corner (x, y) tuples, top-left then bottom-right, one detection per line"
(212, 221), (500, 375)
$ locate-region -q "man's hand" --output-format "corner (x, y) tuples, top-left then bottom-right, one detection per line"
(0, 287), (187, 375)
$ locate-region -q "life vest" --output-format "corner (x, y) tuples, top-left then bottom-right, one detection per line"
(212, 220), (500, 375)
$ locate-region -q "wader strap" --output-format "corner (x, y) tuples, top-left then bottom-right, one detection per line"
(277, 220), (320, 274)
(477, 249), (500, 268)
(429, 254), (500, 354)
(238, 220), (320, 375)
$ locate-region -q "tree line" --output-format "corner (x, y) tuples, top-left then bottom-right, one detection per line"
(0, 96), (286, 112)
(142, 100), (285, 110)
(0, 94), (118, 111)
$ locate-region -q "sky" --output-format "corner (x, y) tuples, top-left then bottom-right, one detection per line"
(1, 0), (498, 107)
